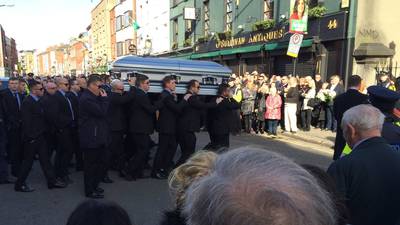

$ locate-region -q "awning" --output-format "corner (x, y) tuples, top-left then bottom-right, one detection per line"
(219, 44), (264, 56)
(189, 39), (313, 59)
(190, 51), (220, 59)
(264, 39), (313, 51)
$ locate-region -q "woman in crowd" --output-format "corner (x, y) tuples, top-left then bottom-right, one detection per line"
(241, 80), (256, 133)
(160, 151), (217, 225)
(254, 82), (268, 134)
(300, 79), (316, 131)
(283, 77), (299, 133)
(315, 82), (330, 129)
(66, 200), (133, 225)
(265, 87), (282, 136)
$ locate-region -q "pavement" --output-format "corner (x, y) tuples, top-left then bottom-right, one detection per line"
(0, 131), (335, 225)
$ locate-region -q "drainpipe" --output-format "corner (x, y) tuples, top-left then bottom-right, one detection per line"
(343, 0), (358, 89)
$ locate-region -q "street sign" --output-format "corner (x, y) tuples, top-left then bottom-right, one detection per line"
(287, 33), (304, 58)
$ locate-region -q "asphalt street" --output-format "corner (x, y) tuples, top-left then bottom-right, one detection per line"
(0, 131), (333, 225)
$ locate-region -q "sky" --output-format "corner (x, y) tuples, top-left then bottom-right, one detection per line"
(0, 0), (100, 52)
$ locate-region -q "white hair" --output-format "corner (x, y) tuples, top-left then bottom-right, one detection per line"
(110, 79), (123, 89)
(341, 104), (385, 132)
(184, 148), (336, 225)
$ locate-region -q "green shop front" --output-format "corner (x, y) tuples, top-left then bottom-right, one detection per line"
(187, 12), (348, 81)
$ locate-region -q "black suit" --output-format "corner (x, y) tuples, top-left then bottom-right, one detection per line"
(1, 89), (24, 177)
(79, 90), (110, 195)
(207, 97), (240, 149)
(153, 90), (186, 173)
(0, 95), (9, 182)
(328, 137), (400, 225)
(176, 93), (216, 165)
(66, 91), (82, 170)
(128, 88), (158, 177)
(107, 91), (134, 172)
(16, 95), (57, 187)
(48, 90), (76, 179)
(40, 94), (58, 156)
(332, 89), (368, 160)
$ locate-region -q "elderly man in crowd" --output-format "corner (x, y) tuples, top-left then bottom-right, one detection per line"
(328, 104), (400, 225)
(184, 148), (336, 225)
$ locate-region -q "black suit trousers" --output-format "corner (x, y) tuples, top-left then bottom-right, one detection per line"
(0, 125), (8, 181)
(16, 135), (56, 186)
(110, 131), (125, 171)
(128, 133), (150, 176)
(333, 128), (346, 160)
(177, 131), (196, 166)
(8, 127), (23, 177)
(55, 127), (74, 178)
(71, 128), (83, 169)
(153, 133), (177, 171)
(83, 147), (107, 195)
(213, 134), (230, 149)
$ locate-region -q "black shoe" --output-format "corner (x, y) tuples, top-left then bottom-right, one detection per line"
(86, 192), (104, 199)
(95, 187), (104, 194)
(15, 184), (35, 192)
(0, 176), (17, 184)
(125, 174), (136, 181)
(102, 176), (114, 184)
(62, 176), (73, 184)
(151, 170), (168, 179)
(48, 180), (67, 189)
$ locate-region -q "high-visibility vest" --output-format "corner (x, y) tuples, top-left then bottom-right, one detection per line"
(342, 144), (352, 156)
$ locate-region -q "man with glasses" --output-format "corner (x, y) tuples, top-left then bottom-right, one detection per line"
(1, 77), (24, 178)
(15, 80), (66, 192)
(106, 79), (135, 178)
(176, 80), (218, 166)
(79, 75), (110, 199)
(41, 81), (59, 158)
(48, 77), (76, 185)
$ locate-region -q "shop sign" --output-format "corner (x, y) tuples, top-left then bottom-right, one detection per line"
(215, 29), (285, 49)
(287, 33), (304, 58)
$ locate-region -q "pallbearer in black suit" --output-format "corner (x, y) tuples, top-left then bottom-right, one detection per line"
(14, 80), (66, 192)
(176, 80), (218, 166)
(49, 77), (76, 184)
(67, 79), (83, 171)
(127, 75), (159, 180)
(107, 79), (134, 176)
(332, 75), (369, 160)
(41, 81), (58, 157)
(152, 76), (187, 179)
(79, 75), (110, 199)
(207, 83), (241, 150)
(1, 77), (24, 177)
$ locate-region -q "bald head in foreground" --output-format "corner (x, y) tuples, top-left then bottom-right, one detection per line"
(184, 148), (336, 225)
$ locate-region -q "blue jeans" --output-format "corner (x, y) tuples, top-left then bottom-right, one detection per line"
(268, 119), (278, 135)
(326, 105), (337, 131)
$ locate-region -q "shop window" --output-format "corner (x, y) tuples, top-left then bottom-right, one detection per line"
(264, 0), (274, 20)
(225, 0), (233, 31)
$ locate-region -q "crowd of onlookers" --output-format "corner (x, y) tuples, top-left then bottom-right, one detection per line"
(226, 71), (400, 137)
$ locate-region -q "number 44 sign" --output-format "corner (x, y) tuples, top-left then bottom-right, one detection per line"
(287, 33), (304, 58)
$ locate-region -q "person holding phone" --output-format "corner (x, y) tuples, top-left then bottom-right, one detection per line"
(79, 75), (110, 199)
